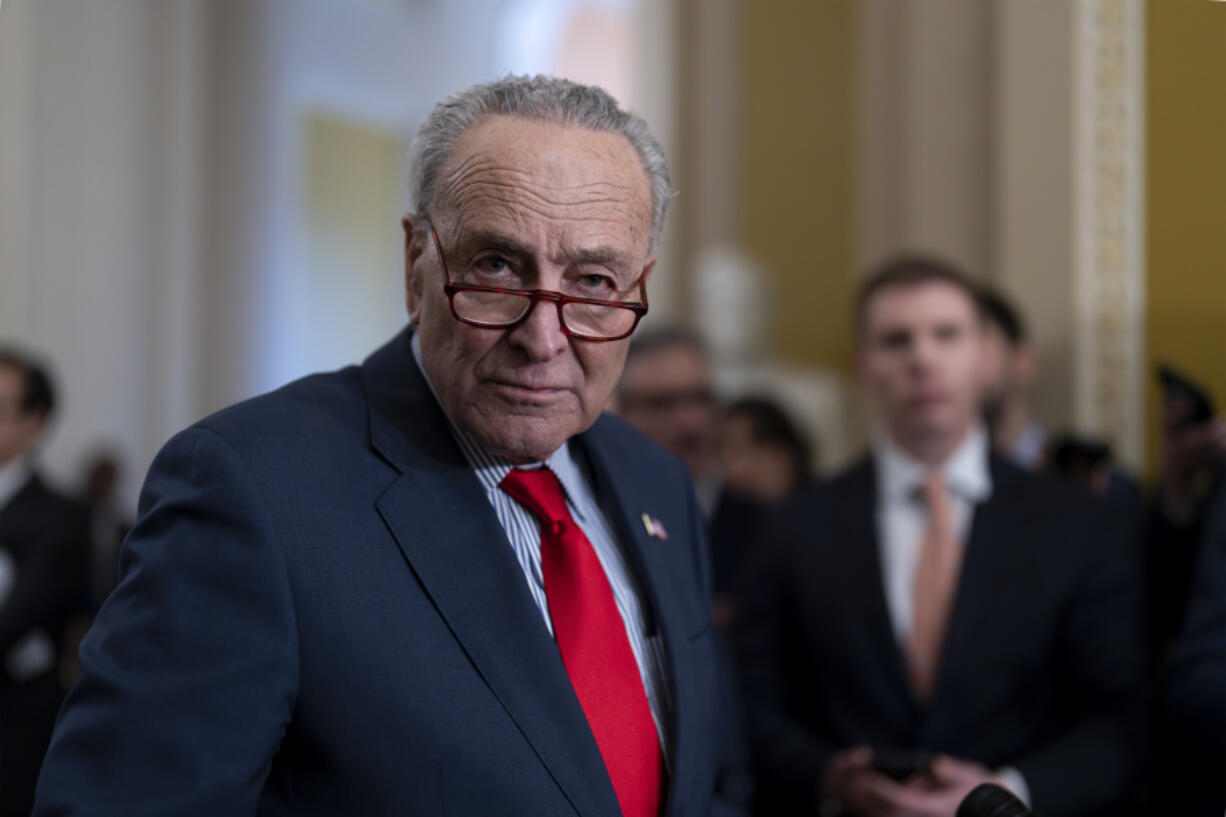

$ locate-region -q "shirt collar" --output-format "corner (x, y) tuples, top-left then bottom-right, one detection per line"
(1008, 421), (1047, 470)
(874, 424), (992, 503)
(409, 331), (591, 522)
(0, 454), (32, 509)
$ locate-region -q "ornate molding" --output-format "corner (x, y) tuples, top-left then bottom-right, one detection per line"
(1074, 0), (1146, 467)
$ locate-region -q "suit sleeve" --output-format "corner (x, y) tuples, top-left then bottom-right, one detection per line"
(729, 506), (834, 813)
(1011, 506), (1149, 816)
(34, 426), (299, 817)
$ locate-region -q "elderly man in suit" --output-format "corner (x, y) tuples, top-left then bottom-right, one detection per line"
(36, 76), (748, 817)
(0, 348), (90, 817)
(732, 257), (1146, 817)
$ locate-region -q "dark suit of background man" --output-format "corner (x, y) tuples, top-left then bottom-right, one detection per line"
(0, 349), (90, 817)
(36, 76), (748, 817)
(733, 258), (1146, 817)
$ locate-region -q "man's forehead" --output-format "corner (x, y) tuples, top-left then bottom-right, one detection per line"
(433, 116), (651, 240)
(867, 281), (978, 324)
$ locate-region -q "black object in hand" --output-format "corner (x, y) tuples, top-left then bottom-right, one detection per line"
(956, 783), (1035, 817)
(870, 748), (933, 781)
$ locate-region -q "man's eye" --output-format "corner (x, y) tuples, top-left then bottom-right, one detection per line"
(474, 256), (511, 276)
(577, 273), (617, 295)
(881, 331), (910, 349)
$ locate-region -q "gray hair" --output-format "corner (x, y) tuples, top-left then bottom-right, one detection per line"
(409, 75), (672, 253)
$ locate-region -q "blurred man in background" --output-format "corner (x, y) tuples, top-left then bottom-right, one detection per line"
(733, 257), (1146, 817)
(709, 396), (815, 625)
(1148, 389), (1226, 644)
(977, 289), (1044, 470)
(1159, 467), (1226, 816)
(1149, 388), (1226, 815)
(0, 347), (90, 817)
(616, 326), (721, 512)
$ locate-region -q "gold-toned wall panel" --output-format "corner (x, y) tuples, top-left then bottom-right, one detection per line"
(1146, 0), (1226, 469)
(737, 0), (856, 372)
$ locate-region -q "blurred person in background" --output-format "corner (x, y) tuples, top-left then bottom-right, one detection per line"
(615, 326), (722, 512)
(1148, 387), (1226, 815)
(0, 347), (90, 817)
(34, 75), (748, 817)
(710, 396), (815, 626)
(1147, 385), (1226, 646)
(732, 257), (1146, 817)
(1157, 469), (1226, 816)
(979, 288), (1143, 519)
(977, 289), (1044, 470)
(77, 449), (132, 608)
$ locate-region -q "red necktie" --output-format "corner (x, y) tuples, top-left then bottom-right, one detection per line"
(500, 467), (663, 817)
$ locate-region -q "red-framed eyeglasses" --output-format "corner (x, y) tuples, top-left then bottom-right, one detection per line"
(429, 225), (648, 342)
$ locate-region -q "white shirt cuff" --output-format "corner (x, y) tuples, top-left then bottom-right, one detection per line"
(993, 766), (1031, 808)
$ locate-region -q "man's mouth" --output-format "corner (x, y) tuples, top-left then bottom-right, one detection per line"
(486, 380), (569, 403)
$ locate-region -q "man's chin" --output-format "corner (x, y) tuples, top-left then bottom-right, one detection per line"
(463, 412), (585, 464)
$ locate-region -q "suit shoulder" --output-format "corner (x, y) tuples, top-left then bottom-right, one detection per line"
(192, 365), (365, 449)
(991, 455), (1101, 514)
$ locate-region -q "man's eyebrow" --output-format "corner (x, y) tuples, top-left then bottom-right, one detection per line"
(571, 245), (636, 270)
(463, 230), (637, 271)
(462, 230), (534, 259)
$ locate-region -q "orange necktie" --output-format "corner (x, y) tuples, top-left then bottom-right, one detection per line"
(907, 470), (962, 701)
(500, 467), (663, 817)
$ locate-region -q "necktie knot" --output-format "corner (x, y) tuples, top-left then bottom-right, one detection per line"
(921, 470), (946, 503)
(500, 467), (570, 525)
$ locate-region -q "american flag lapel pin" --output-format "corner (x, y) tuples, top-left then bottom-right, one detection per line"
(640, 512), (669, 540)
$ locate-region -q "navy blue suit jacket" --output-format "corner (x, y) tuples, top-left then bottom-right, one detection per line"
(732, 455), (1147, 817)
(35, 330), (748, 816)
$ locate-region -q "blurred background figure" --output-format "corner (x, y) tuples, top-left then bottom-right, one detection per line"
(710, 396), (814, 624)
(616, 326), (721, 512)
(0, 347), (90, 817)
(78, 449), (133, 608)
(615, 329), (822, 626)
(1150, 392), (1226, 816)
(977, 288), (1043, 470)
(733, 258), (1146, 817)
(1158, 471), (1226, 817)
(1147, 374), (1226, 647)
(718, 396), (814, 506)
(979, 286), (1145, 523)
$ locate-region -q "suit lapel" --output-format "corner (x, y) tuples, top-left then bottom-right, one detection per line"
(362, 331), (620, 817)
(833, 460), (918, 725)
(576, 423), (700, 817)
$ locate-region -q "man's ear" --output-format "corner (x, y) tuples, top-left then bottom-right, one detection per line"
(403, 214), (428, 323)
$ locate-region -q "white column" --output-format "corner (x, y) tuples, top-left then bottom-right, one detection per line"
(1072, 0), (1147, 467)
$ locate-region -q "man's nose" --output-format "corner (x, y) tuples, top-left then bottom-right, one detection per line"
(909, 337), (939, 372)
(506, 295), (569, 360)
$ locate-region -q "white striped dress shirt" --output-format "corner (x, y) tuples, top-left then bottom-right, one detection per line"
(411, 334), (674, 761)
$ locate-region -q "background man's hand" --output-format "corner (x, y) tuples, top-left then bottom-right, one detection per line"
(819, 747), (908, 817)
